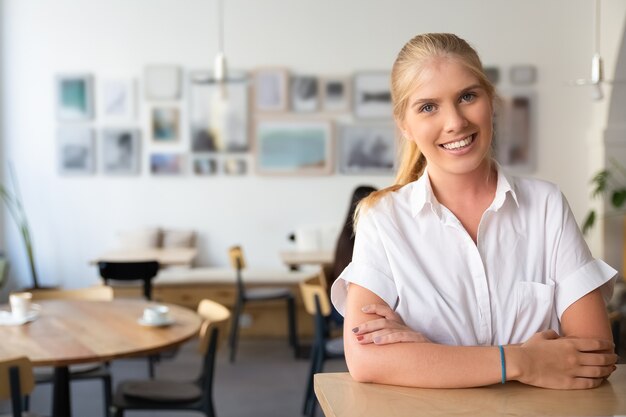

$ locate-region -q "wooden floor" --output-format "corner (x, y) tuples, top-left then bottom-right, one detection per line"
(0, 338), (347, 417)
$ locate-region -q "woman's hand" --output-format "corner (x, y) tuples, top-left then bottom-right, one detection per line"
(351, 303), (431, 345)
(511, 330), (618, 389)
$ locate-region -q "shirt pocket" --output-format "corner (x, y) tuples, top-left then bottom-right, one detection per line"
(512, 281), (556, 342)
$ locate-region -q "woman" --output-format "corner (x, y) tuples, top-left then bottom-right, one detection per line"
(331, 33), (618, 389)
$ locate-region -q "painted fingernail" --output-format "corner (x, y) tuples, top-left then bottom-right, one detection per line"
(356, 335), (364, 341)
(361, 305), (371, 312)
(352, 327), (359, 333)
(373, 336), (381, 344)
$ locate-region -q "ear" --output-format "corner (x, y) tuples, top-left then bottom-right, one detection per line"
(395, 119), (409, 139)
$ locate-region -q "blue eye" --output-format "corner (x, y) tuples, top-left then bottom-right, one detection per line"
(460, 93), (475, 102)
(419, 104), (435, 113)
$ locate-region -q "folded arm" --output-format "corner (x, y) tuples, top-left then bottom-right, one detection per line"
(344, 283), (616, 389)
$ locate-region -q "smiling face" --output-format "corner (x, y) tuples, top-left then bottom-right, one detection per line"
(400, 56), (493, 181)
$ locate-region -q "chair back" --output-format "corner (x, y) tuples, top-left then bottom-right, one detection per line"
(228, 246), (246, 295)
(299, 276), (332, 317)
(196, 299), (231, 411)
(98, 261), (159, 300)
(0, 356), (34, 417)
(29, 285), (114, 301)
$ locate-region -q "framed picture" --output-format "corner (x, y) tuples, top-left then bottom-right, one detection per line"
(255, 119), (333, 175)
(193, 157), (219, 175)
(253, 68), (289, 112)
(338, 124), (396, 174)
(224, 158), (247, 175)
(101, 129), (141, 175)
(493, 91), (535, 172)
(144, 65), (181, 100)
(290, 76), (319, 112)
(353, 72), (392, 119)
(510, 65), (537, 85)
(151, 107), (180, 142)
(101, 78), (136, 120)
(57, 127), (95, 175)
(484, 67), (500, 85)
(321, 77), (351, 112)
(189, 71), (249, 152)
(150, 153), (185, 175)
(56, 74), (94, 121)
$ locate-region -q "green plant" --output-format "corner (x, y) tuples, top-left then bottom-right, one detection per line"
(0, 166), (40, 288)
(582, 158), (626, 235)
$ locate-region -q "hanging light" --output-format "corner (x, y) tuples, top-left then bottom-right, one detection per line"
(213, 0), (228, 98)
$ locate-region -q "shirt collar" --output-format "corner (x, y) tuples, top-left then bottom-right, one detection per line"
(409, 162), (519, 218)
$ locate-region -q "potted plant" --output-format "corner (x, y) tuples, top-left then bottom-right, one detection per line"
(583, 158), (626, 235)
(0, 166), (40, 289)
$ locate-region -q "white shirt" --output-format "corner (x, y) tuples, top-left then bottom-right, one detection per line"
(331, 167), (617, 346)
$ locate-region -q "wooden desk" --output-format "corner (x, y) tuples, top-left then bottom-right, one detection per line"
(0, 299), (201, 417)
(315, 368), (626, 417)
(280, 250), (334, 269)
(91, 247), (198, 266)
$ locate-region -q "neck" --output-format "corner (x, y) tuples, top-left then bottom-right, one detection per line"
(427, 159), (496, 207)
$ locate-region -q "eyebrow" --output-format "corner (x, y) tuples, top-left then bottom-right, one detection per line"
(410, 84), (483, 109)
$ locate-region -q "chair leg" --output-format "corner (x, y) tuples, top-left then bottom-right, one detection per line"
(302, 344), (319, 415)
(308, 350), (326, 417)
(23, 395), (30, 412)
(229, 298), (243, 363)
(287, 296), (298, 356)
(148, 355), (158, 378)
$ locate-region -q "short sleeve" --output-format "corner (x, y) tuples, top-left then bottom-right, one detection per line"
(552, 192), (617, 318)
(330, 207), (398, 316)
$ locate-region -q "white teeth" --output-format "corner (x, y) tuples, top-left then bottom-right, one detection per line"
(442, 135), (473, 150)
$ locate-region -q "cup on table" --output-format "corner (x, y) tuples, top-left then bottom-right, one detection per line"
(142, 305), (170, 324)
(10, 292), (32, 320)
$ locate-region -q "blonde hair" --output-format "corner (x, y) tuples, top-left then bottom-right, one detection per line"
(356, 33), (496, 221)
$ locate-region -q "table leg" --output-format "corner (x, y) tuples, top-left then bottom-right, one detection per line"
(52, 366), (71, 417)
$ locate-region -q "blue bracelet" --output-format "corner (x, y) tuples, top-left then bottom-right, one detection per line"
(498, 345), (506, 384)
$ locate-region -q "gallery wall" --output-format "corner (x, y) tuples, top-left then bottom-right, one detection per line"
(1, 0), (625, 292)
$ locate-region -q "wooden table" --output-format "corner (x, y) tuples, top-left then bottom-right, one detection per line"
(91, 247), (198, 266)
(280, 250), (333, 270)
(0, 299), (201, 417)
(315, 368), (626, 416)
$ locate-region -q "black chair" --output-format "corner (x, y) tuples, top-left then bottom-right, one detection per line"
(227, 245), (299, 362)
(98, 260), (160, 378)
(0, 356), (37, 417)
(111, 299), (230, 417)
(300, 276), (344, 417)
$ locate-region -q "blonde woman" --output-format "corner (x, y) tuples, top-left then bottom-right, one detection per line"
(331, 33), (617, 389)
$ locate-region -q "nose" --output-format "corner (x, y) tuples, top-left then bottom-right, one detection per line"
(443, 105), (468, 133)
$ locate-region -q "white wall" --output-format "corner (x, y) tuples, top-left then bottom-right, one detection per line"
(1, 0), (625, 291)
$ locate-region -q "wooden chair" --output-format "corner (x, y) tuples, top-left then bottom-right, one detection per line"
(111, 299), (231, 417)
(25, 286), (114, 417)
(300, 276), (344, 417)
(0, 356), (36, 417)
(227, 245), (298, 362)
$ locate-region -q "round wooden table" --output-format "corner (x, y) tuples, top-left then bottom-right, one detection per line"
(0, 299), (202, 417)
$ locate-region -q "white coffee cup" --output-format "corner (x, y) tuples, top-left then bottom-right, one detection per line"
(142, 305), (170, 324)
(10, 292), (32, 320)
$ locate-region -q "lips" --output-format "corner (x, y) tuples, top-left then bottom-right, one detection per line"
(439, 134), (476, 150)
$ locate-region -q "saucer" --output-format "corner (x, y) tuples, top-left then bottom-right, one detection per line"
(0, 304), (41, 326)
(137, 316), (175, 327)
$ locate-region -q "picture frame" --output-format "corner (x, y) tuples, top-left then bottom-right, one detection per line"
(144, 65), (181, 100)
(150, 153), (185, 175)
(193, 157), (219, 176)
(253, 68), (289, 112)
(56, 74), (94, 121)
(100, 78), (136, 120)
(224, 158), (247, 175)
(189, 71), (249, 152)
(101, 128), (141, 175)
(255, 119), (333, 175)
(493, 91), (535, 172)
(510, 65), (537, 85)
(151, 107), (180, 142)
(338, 123), (396, 175)
(353, 72), (392, 119)
(57, 127), (95, 175)
(290, 75), (319, 112)
(321, 77), (351, 112)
